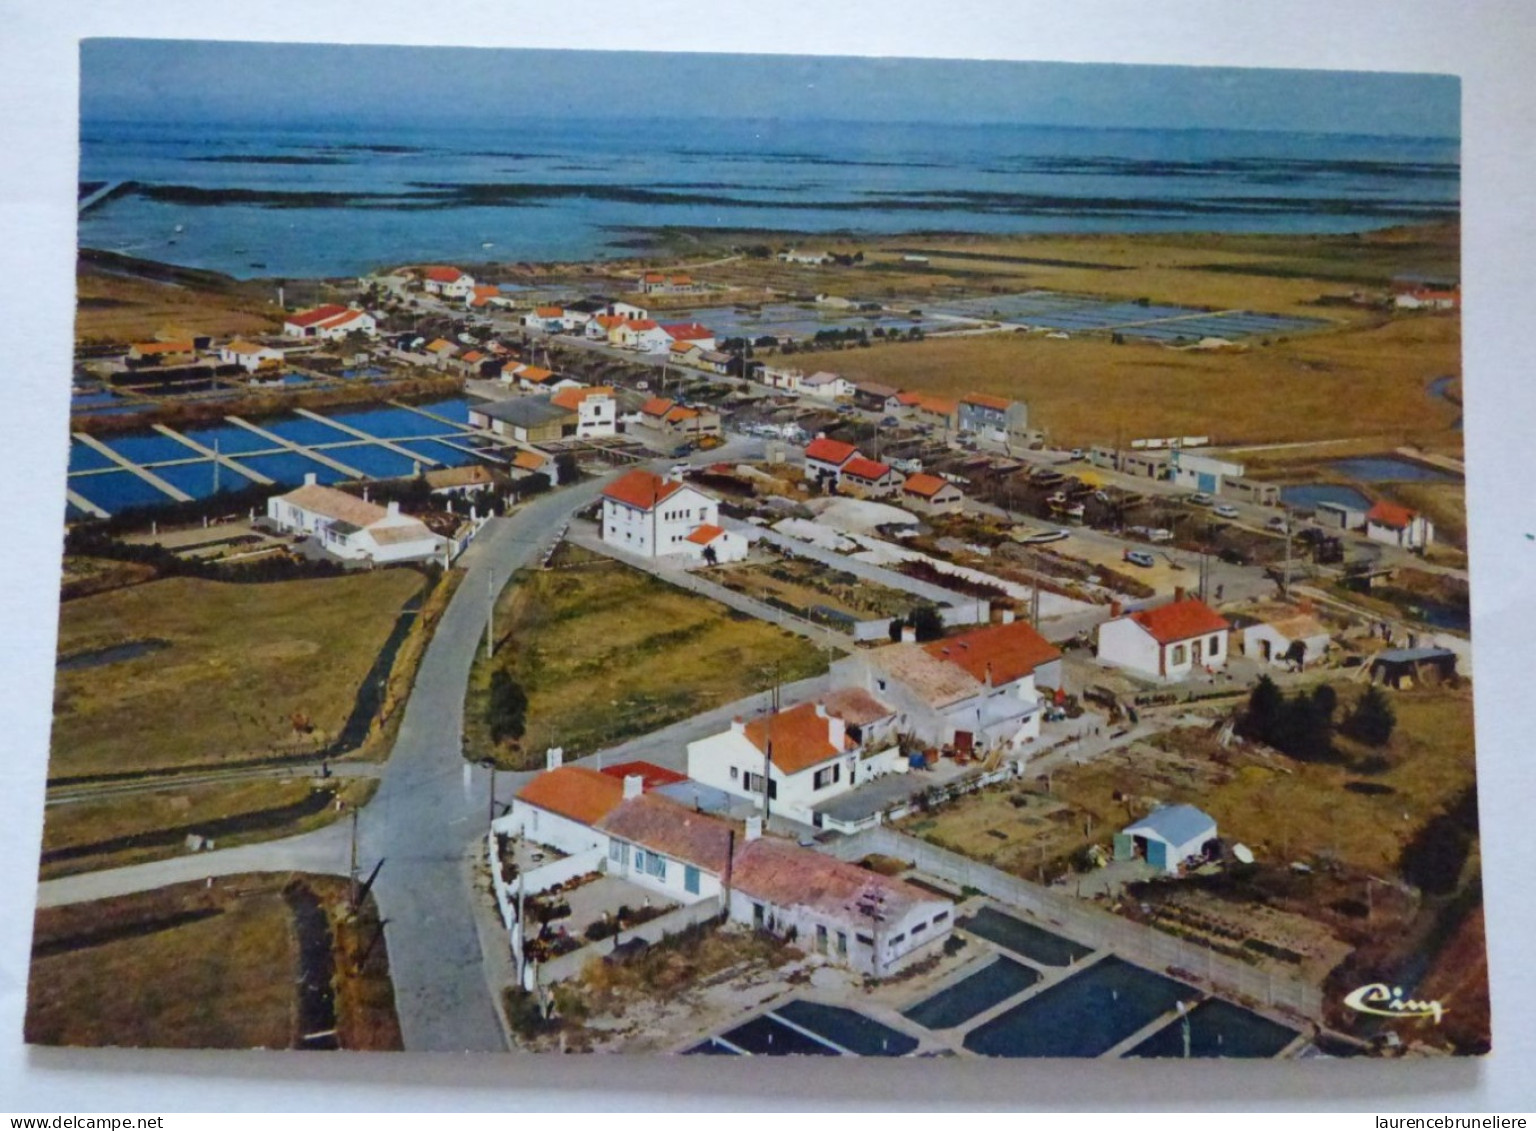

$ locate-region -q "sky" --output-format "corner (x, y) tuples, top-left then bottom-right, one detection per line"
(79, 39), (1460, 137)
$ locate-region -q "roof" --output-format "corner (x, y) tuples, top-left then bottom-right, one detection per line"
(820, 687), (894, 728)
(596, 793), (735, 874)
(1127, 598), (1231, 645)
(424, 464), (496, 490)
(867, 644), (982, 708)
(855, 381), (900, 398)
(625, 319), (660, 332)
(1367, 501), (1418, 529)
(469, 397), (574, 428)
(425, 338), (457, 354)
(223, 339), (271, 355)
(516, 766), (626, 826)
(598, 761), (688, 790)
(1124, 803), (1216, 847)
(1256, 612), (1329, 641)
(317, 309), (368, 331)
(922, 620), (1061, 686)
(602, 468), (688, 511)
(284, 304), (350, 328)
(640, 396), (676, 417)
(551, 385), (614, 411)
(911, 393), (959, 416)
(461, 350), (485, 363)
(471, 285), (499, 298)
(515, 366), (556, 384)
(511, 450), (549, 472)
(534, 305), (565, 318)
(422, 265), (467, 283)
(961, 392), (1011, 411)
(664, 406), (699, 423)
(1375, 647), (1458, 664)
(685, 523), (726, 545)
(842, 457), (894, 481)
(642, 272), (664, 283)
(277, 483), (388, 528)
(804, 437), (859, 465)
(369, 522), (439, 547)
(743, 701), (853, 775)
(802, 371), (844, 386)
(662, 322), (714, 341)
(594, 314), (630, 329)
(669, 341), (701, 354)
(731, 837), (942, 924)
(902, 472), (954, 499)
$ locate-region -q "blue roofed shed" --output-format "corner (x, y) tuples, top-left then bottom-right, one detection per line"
(1116, 804), (1217, 875)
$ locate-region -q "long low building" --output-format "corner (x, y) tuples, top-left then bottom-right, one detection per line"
(266, 475), (447, 564)
(501, 765), (953, 977)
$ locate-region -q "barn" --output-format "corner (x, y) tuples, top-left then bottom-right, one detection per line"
(1116, 804), (1218, 875)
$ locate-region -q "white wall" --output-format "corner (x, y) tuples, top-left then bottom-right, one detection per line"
(605, 837), (722, 905)
(1096, 616), (1164, 678)
(1243, 624), (1329, 665)
(503, 800), (607, 857)
(724, 884), (952, 976)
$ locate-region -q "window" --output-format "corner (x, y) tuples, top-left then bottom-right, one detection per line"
(684, 865), (700, 895)
(1209, 635), (1222, 655)
(815, 924), (829, 954)
(753, 903), (766, 928)
(912, 921), (927, 934)
(609, 841), (623, 864)
(1170, 643), (1187, 666)
(933, 910), (949, 924)
(813, 764), (841, 790)
(646, 853), (667, 880)
(729, 766), (739, 781)
(876, 679), (887, 692)
(633, 848), (646, 872)
(856, 933), (873, 946)
(890, 933), (906, 946)
(836, 931), (848, 957)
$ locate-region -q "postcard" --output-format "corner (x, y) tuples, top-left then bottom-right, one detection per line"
(25, 39), (1481, 1060)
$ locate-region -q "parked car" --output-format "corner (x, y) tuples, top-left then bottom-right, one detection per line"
(1189, 492), (1215, 507)
(1124, 550), (1156, 568)
(1068, 448), (1084, 460)
(1213, 503), (1240, 519)
(1267, 515), (1290, 531)
(1218, 546), (1252, 566)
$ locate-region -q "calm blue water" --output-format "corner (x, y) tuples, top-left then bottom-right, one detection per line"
(68, 444), (118, 473)
(394, 438), (478, 467)
(236, 451), (347, 486)
(1329, 456), (1457, 483)
(177, 424), (282, 455)
(1281, 483), (1373, 511)
(151, 459), (253, 497)
(102, 432), (199, 465)
(904, 957), (1040, 1031)
(326, 442), (421, 479)
(323, 405), (461, 439)
(1128, 998), (1298, 1059)
(260, 415), (358, 447)
(79, 118), (1460, 278)
(70, 470), (179, 512)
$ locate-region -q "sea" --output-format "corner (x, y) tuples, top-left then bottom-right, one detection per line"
(77, 117), (1460, 280)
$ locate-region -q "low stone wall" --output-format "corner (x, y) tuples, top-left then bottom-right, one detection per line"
(536, 895), (725, 985)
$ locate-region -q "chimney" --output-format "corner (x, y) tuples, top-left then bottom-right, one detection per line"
(730, 716), (746, 735)
(303, 472), (317, 487)
(1174, 586), (1186, 603)
(745, 815), (763, 842)
(545, 746), (563, 770)
(387, 500), (400, 517)
(901, 625), (917, 644)
(813, 701), (827, 718)
(623, 774), (644, 800)
(827, 712), (846, 750)
(1000, 608), (1015, 625)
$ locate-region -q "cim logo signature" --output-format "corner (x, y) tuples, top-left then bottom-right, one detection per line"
(1343, 983), (1447, 1025)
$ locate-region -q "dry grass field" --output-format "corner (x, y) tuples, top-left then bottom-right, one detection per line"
(50, 570), (425, 780)
(26, 873), (400, 1050)
(75, 257), (283, 345)
(465, 549), (828, 768)
(834, 313), (1460, 451)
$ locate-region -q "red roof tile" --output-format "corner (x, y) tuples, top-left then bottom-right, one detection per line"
(731, 837), (940, 922)
(923, 620), (1061, 686)
(602, 468), (687, 511)
(422, 265), (466, 283)
(599, 761), (688, 789)
(640, 396), (675, 417)
(1367, 501), (1417, 529)
(597, 794), (735, 874)
(516, 766), (625, 826)
(1129, 598), (1230, 645)
(686, 524), (725, 545)
(744, 702), (851, 775)
(902, 472), (953, 498)
(962, 392), (1011, 411)
(842, 456), (893, 481)
(662, 322), (714, 341)
(285, 304), (351, 328)
(551, 385), (613, 411)
(804, 437), (859, 465)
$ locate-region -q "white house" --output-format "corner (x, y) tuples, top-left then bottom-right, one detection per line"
(778, 249), (831, 265)
(550, 386), (618, 438)
(839, 456), (903, 499)
(597, 791), (733, 905)
(761, 366), (806, 394)
(803, 436), (861, 487)
(266, 475), (447, 564)
(660, 322), (717, 353)
(420, 265), (476, 299)
(900, 472), (965, 515)
(1243, 610), (1331, 667)
(612, 319), (672, 352)
(505, 764), (629, 856)
(600, 468), (747, 563)
(1365, 501), (1435, 550)
(219, 339), (285, 372)
(283, 304), (372, 339)
(831, 618), (1062, 757)
(1096, 596), (1231, 681)
(801, 371), (855, 399)
(1118, 804), (1218, 875)
(685, 695), (907, 827)
(310, 308), (376, 340)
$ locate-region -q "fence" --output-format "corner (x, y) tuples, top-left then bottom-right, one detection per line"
(537, 895), (725, 985)
(821, 826), (1323, 1021)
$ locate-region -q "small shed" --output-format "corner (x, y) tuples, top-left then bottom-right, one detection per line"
(1243, 612), (1331, 668)
(1370, 647), (1457, 689)
(1115, 804), (1217, 875)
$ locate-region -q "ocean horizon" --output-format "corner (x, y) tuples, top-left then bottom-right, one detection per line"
(78, 116), (1460, 280)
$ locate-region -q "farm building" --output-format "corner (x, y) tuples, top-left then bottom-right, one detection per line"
(803, 436), (861, 487)
(839, 457), (903, 499)
(1243, 610), (1331, 667)
(1168, 451), (1245, 494)
(218, 339), (285, 372)
(1314, 500), (1368, 531)
(266, 475), (447, 565)
(468, 397), (576, 444)
(1370, 647), (1458, 689)
(901, 473), (965, 515)
(1096, 596), (1230, 681)
(600, 469), (747, 564)
(1116, 804), (1218, 875)
(419, 265), (476, 298)
(550, 386), (618, 438)
(1365, 501), (1435, 550)
(958, 392), (1030, 448)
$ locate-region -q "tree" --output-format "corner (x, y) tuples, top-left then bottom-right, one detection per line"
(1311, 683), (1339, 719)
(1238, 675), (1283, 743)
(554, 452), (579, 485)
(909, 605), (944, 643)
(702, 545), (717, 566)
(1345, 686), (1396, 747)
(487, 668), (528, 744)
(888, 617), (906, 643)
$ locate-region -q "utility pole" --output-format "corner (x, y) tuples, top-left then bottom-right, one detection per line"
(485, 570), (495, 660)
(1031, 550), (1042, 627)
(487, 766), (497, 825)
(348, 806), (360, 911)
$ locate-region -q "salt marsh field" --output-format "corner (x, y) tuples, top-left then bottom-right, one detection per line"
(65, 397), (483, 518)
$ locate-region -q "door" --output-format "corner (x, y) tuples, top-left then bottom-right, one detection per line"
(1191, 638), (1203, 665)
(954, 730), (974, 755)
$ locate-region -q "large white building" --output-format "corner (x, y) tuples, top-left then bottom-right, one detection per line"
(685, 692), (908, 827)
(420, 265), (476, 299)
(1096, 596), (1231, 681)
(549, 386), (618, 438)
(219, 339), (285, 372)
(266, 475), (447, 564)
(803, 436), (861, 487)
(599, 469), (748, 564)
(831, 618), (1062, 758)
(281, 304), (377, 340)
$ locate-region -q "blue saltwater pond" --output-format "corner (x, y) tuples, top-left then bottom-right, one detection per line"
(69, 470), (179, 513)
(237, 451), (347, 486)
(150, 459), (253, 498)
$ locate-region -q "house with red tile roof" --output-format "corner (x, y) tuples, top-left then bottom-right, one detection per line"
(506, 764), (630, 856)
(958, 392), (1030, 447)
(686, 696), (907, 826)
(418, 265), (476, 298)
(282, 304), (376, 340)
(803, 435), (861, 487)
(832, 616), (1062, 759)
(465, 284), (505, 310)
(599, 469), (747, 564)
(839, 456), (902, 499)
(1365, 500), (1435, 550)
(1097, 595), (1231, 681)
(901, 472), (965, 515)
(660, 322), (717, 351)
(612, 318), (671, 353)
(894, 392), (960, 431)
